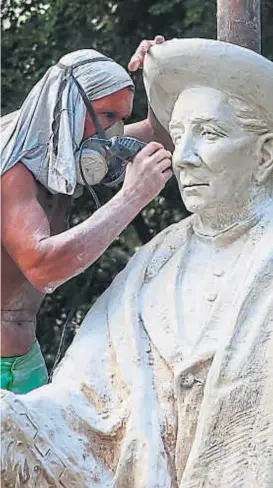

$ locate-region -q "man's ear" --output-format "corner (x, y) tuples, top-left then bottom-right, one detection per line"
(255, 133), (273, 183)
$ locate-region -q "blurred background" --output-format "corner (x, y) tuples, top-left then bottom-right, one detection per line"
(2, 0), (273, 371)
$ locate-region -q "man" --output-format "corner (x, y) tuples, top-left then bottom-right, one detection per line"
(1, 39), (172, 393)
(1, 38), (273, 487)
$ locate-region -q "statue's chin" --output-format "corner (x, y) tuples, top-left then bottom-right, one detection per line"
(181, 193), (212, 214)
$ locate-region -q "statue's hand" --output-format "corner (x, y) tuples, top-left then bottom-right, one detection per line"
(128, 35), (165, 72)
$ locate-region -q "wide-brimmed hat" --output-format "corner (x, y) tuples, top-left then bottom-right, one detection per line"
(143, 38), (273, 132)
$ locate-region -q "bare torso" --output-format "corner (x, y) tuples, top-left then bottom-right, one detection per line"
(1, 180), (72, 357)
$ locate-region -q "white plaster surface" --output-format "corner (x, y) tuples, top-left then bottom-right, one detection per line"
(1, 39), (273, 487)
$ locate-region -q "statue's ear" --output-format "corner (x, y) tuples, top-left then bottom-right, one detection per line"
(255, 133), (273, 183)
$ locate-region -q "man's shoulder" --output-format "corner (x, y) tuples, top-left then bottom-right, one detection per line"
(1, 162), (56, 204)
(1, 162), (37, 193)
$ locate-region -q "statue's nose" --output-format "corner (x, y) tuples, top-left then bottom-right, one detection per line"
(178, 151), (202, 167)
(173, 137), (202, 168)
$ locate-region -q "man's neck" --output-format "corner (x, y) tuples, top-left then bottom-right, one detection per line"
(193, 193), (272, 238)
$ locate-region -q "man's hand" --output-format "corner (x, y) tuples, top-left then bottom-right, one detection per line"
(128, 36), (165, 72)
(122, 142), (172, 206)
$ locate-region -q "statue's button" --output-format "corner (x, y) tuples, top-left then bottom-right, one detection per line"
(180, 373), (195, 388)
(207, 293), (217, 302)
(213, 270), (224, 277)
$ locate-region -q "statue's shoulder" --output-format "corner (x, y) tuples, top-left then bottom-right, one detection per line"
(95, 216), (194, 306)
(145, 214), (193, 249)
(124, 215), (193, 275)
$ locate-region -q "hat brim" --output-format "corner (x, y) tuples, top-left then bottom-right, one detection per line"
(143, 38), (273, 132)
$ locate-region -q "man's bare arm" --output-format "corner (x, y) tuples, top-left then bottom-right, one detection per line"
(1, 144), (172, 294)
(124, 118), (153, 143)
(125, 106), (174, 151)
(125, 36), (174, 151)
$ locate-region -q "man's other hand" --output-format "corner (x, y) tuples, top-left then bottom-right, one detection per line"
(128, 36), (165, 72)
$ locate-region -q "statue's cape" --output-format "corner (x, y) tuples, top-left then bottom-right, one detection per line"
(1, 206), (273, 488)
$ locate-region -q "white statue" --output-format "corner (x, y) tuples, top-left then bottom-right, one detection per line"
(1, 38), (273, 488)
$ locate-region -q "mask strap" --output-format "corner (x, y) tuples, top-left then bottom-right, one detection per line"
(57, 58), (113, 140)
(71, 73), (106, 140)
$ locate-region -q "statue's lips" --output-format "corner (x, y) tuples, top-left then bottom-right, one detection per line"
(182, 183), (209, 189)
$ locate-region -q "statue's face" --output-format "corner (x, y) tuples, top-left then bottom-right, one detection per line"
(170, 87), (260, 214)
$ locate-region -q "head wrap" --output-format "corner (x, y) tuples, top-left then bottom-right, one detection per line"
(1, 49), (134, 194)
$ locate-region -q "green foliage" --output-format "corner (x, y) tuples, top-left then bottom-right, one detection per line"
(2, 0), (273, 371)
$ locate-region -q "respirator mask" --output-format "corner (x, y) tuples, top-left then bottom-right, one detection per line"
(75, 120), (125, 187)
(70, 70), (146, 193)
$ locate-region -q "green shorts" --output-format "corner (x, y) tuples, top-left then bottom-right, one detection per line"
(0, 340), (48, 394)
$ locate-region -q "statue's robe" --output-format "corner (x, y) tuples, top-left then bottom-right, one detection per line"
(2, 204), (273, 488)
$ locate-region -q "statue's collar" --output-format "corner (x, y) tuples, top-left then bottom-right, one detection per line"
(191, 213), (260, 247)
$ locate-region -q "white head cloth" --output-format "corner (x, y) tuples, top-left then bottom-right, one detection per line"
(1, 49), (134, 194)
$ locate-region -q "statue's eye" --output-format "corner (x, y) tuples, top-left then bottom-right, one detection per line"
(172, 133), (184, 144)
(201, 127), (219, 139)
(170, 125), (185, 144)
(174, 135), (182, 144)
